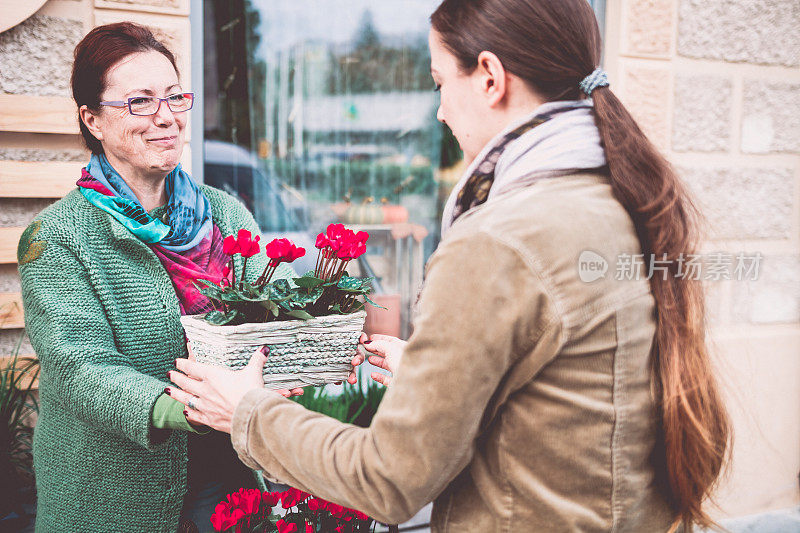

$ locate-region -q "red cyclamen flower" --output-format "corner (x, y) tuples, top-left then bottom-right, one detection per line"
(223, 229), (260, 258)
(222, 235), (240, 255)
(326, 223), (346, 241)
(307, 498), (327, 512)
(336, 241), (367, 260)
(276, 519), (298, 533)
(315, 233), (330, 249)
(354, 230), (369, 244)
(326, 502), (345, 517)
(240, 488), (261, 515)
(280, 487), (311, 508)
(210, 505), (244, 532)
(262, 491), (281, 507)
(266, 238), (306, 267)
(237, 229), (261, 258)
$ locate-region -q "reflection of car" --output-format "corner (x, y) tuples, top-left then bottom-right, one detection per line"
(204, 140), (317, 274)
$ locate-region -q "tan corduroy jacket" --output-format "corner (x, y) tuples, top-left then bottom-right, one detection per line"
(231, 173), (677, 532)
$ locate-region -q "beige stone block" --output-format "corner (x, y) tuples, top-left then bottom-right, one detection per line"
(741, 80), (800, 154)
(680, 166), (794, 240)
(0, 329), (32, 357)
(673, 74), (732, 153)
(0, 14), (84, 97)
(0, 264), (20, 293)
(93, 10), (191, 87)
(731, 255), (800, 325)
(677, 0), (800, 67)
(94, 0), (189, 16)
(708, 328), (800, 516)
(619, 65), (671, 150)
(624, 0), (674, 58)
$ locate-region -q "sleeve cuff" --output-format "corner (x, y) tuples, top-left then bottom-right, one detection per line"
(151, 393), (210, 434)
(231, 388), (287, 472)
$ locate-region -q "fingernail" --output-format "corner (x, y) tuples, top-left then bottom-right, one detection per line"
(166, 371), (171, 379)
(183, 410), (188, 417)
(164, 387), (171, 395)
(260, 346), (270, 355)
(363, 340), (372, 344)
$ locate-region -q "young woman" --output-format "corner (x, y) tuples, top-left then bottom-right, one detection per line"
(170, 1), (730, 531)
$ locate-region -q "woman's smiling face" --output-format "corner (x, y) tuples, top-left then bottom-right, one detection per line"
(83, 50), (187, 178)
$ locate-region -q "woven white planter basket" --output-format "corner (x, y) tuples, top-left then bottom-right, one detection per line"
(180, 310), (367, 390)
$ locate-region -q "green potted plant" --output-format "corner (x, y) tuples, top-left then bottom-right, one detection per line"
(0, 336), (40, 529)
(181, 224), (384, 390)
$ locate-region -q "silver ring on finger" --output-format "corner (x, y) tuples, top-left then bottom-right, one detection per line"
(187, 397), (197, 411)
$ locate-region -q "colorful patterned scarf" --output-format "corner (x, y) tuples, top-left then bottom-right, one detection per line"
(441, 100), (607, 236)
(77, 156), (225, 315)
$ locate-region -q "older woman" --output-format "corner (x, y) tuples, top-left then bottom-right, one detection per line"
(170, 0), (732, 532)
(17, 22), (329, 532)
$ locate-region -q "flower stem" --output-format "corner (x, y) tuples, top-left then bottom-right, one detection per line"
(240, 256), (249, 289)
(229, 258), (237, 289)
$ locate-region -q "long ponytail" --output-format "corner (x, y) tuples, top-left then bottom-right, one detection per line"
(591, 85), (731, 530)
(432, 0), (731, 529)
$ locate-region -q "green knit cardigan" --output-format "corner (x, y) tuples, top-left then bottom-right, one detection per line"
(18, 186), (293, 533)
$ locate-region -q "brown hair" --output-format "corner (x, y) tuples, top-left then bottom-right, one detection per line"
(432, 0), (730, 529)
(71, 22), (178, 154)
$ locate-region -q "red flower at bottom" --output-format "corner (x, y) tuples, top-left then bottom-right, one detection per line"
(281, 487), (311, 508)
(276, 519), (298, 533)
(263, 490), (282, 507)
(210, 506), (245, 532)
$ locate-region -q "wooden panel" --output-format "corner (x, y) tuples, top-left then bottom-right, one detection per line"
(0, 227), (24, 264)
(94, 0), (190, 16)
(0, 355), (39, 389)
(0, 95), (78, 135)
(0, 160), (83, 198)
(0, 293), (24, 329)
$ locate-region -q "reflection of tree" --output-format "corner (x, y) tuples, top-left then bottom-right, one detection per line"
(205, 0), (265, 151)
(354, 10), (379, 50)
(326, 10), (432, 95)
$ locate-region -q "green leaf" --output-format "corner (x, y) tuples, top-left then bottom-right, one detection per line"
(203, 309), (239, 325)
(259, 300), (279, 312)
(336, 275), (364, 291)
(219, 292), (245, 303)
(291, 286), (324, 305)
(197, 285), (223, 301)
(195, 278), (219, 289)
(364, 294), (388, 309)
(270, 278), (293, 299)
(293, 273), (324, 288)
(287, 309), (315, 320)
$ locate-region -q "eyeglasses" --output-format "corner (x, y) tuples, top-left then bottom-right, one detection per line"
(99, 92), (194, 116)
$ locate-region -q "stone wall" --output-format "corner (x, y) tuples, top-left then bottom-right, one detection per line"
(606, 0), (800, 518)
(0, 0), (192, 368)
